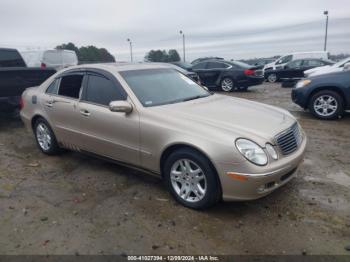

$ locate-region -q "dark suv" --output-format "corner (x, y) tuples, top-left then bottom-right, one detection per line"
(191, 60), (264, 92)
(292, 70), (350, 120)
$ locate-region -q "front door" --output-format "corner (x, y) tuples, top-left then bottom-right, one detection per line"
(77, 72), (140, 165)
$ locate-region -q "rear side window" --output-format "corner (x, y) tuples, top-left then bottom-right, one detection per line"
(84, 75), (124, 106)
(303, 60), (323, 67)
(58, 74), (83, 99)
(207, 62), (229, 69)
(192, 62), (207, 70)
(0, 49), (26, 67)
(46, 79), (59, 94)
(287, 60), (303, 68)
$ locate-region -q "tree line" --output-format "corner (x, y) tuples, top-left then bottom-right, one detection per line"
(144, 49), (181, 62)
(56, 42), (115, 63)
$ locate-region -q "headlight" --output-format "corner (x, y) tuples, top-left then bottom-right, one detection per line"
(235, 139), (268, 166)
(296, 79), (311, 89)
(265, 143), (278, 160)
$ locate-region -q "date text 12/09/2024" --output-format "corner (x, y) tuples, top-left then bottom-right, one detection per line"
(127, 255), (219, 261)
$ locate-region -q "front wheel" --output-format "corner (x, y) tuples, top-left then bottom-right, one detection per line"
(220, 77), (234, 92)
(163, 148), (221, 209)
(309, 90), (344, 120)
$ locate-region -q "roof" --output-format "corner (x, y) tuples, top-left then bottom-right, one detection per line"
(57, 62), (174, 75)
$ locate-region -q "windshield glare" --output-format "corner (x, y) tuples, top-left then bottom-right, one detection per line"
(120, 68), (210, 107)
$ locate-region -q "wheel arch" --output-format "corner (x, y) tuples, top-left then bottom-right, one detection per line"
(307, 86), (347, 108)
(159, 143), (223, 196)
(31, 114), (46, 130)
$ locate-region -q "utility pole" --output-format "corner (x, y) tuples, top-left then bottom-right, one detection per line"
(179, 30), (186, 62)
(323, 11), (329, 51)
(127, 38), (133, 62)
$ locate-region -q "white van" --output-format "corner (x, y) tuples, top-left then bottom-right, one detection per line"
(264, 51), (329, 71)
(20, 49), (78, 70)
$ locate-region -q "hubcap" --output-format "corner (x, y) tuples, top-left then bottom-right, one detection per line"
(170, 159), (207, 203)
(221, 78), (233, 92)
(36, 123), (52, 151)
(314, 95), (338, 117)
(268, 74), (277, 83)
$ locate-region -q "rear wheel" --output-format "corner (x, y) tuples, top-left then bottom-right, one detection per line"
(34, 118), (60, 155)
(220, 77), (234, 92)
(267, 73), (277, 83)
(163, 148), (221, 209)
(309, 90), (344, 120)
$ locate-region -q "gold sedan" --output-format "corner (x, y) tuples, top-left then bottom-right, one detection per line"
(20, 63), (307, 209)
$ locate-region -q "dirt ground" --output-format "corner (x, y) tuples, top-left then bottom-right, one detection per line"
(0, 83), (349, 255)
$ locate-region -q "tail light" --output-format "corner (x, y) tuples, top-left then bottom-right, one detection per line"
(244, 69), (255, 76)
(40, 62), (46, 69)
(19, 96), (24, 110)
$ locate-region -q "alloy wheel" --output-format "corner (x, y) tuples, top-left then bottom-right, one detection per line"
(36, 123), (52, 151)
(221, 78), (234, 92)
(170, 159), (207, 203)
(313, 95), (338, 117)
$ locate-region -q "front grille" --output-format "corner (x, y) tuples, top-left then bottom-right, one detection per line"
(275, 123), (302, 155)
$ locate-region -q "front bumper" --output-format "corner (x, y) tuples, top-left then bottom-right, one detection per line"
(291, 88), (309, 109)
(216, 134), (307, 201)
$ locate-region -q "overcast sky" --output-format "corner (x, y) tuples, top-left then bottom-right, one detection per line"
(0, 0), (349, 62)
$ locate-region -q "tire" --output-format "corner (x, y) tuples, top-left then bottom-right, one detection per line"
(267, 73), (278, 83)
(220, 77), (234, 92)
(34, 118), (61, 155)
(308, 90), (344, 120)
(163, 148), (221, 209)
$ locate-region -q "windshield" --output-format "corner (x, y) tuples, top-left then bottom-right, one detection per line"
(120, 68), (210, 107)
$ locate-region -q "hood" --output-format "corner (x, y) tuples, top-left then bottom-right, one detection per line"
(150, 94), (295, 144)
(309, 67), (342, 77)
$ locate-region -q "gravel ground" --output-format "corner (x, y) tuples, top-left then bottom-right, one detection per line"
(0, 83), (349, 255)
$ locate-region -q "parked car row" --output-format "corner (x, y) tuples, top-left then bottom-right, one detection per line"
(170, 59), (264, 92)
(264, 58), (334, 83)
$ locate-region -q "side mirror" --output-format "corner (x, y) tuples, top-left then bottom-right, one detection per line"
(109, 100), (133, 113)
(343, 63), (350, 71)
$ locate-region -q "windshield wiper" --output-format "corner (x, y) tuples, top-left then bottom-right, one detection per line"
(182, 94), (208, 102)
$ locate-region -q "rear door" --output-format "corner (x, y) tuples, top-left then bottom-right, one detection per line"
(42, 72), (85, 147)
(205, 62), (231, 86)
(77, 71), (140, 165)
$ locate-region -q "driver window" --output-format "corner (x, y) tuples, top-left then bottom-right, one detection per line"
(277, 55), (293, 65)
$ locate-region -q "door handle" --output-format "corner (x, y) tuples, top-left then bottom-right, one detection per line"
(80, 109), (90, 117)
(45, 99), (54, 107)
